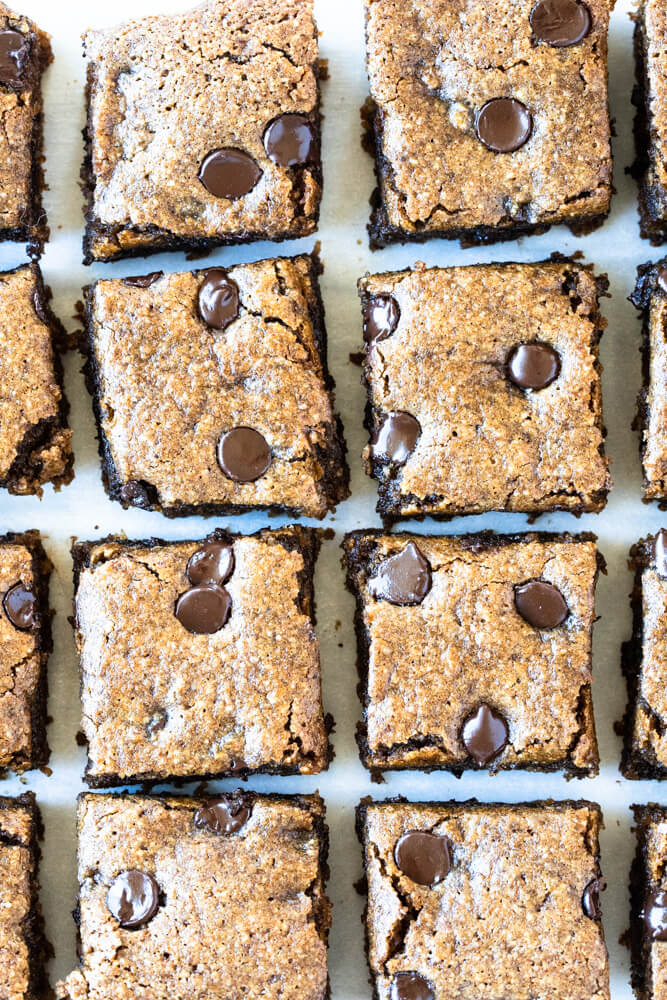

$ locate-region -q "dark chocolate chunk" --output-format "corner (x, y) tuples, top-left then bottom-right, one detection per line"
(461, 704), (509, 765)
(476, 98), (532, 153)
(371, 412), (421, 465)
(107, 870), (160, 928)
(194, 796), (253, 835)
(514, 579), (569, 628)
(369, 542), (432, 606)
(391, 973), (435, 1000)
(530, 0), (591, 47)
(582, 878), (603, 920)
(645, 891), (667, 941)
(198, 270), (240, 330)
(217, 427), (272, 482)
(175, 583), (232, 634)
(122, 272), (163, 288)
(394, 830), (452, 887)
(507, 342), (560, 390)
(198, 148), (262, 199)
(0, 29), (28, 85)
(658, 266), (667, 294)
(363, 294), (400, 343)
(2, 582), (36, 631)
(263, 113), (317, 167)
(654, 530), (667, 578)
(119, 480), (155, 509)
(187, 541), (234, 586)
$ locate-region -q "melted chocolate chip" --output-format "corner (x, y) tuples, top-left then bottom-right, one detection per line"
(369, 542), (432, 606)
(371, 412), (421, 465)
(3, 583), (36, 630)
(198, 269), (240, 330)
(194, 796), (253, 834)
(175, 583), (232, 634)
(119, 480), (155, 509)
(391, 973), (435, 1000)
(645, 891), (667, 941)
(461, 704), (509, 765)
(198, 148), (262, 199)
(217, 427), (272, 482)
(582, 878), (603, 920)
(0, 30), (28, 85)
(654, 530), (667, 578)
(476, 98), (532, 153)
(530, 0), (591, 47)
(514, 579), (569, 629)
(122, 272), (163, 288)
(263, 114), (317, 167)
(394, 831), (452, 886)
(363, 294), (400, 344)
(507, 342), (560, 390)
(658, 266), (667, 294)
(187, 541), (234, 586)
(107, 870), (160, 928)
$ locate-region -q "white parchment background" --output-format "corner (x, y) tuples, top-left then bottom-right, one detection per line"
(0, 0), (656, 995)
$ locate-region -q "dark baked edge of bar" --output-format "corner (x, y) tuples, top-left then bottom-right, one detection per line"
(632, 7), (667, 245)
(1, 263), (73, 497)
(357, 258), (611, 522)
(81, 250), (349, 519)
(0, 791), (50, 999)
(630, 259), (667, 505)
(71, 525), (333, 786)
(629, 804), (667, 1000)
(343, 529), (603, 778)
(0, 531), (52, 776)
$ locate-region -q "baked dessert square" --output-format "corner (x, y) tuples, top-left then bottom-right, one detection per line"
(358, 259), (610, 521)
(0, 531), (51, 776)
(0, 264), (72, 495)
(82, 0), (322, 263)
(0, 4), (51, 255)
(84, 253), (348, 518)
(357, 798), (609, 1000)
(56, 791), (330, 1000)
(630, 805), (667, 1000)
(73, 527), (330, 786)
(621, 531), (667, 779)
(0, 792), (48, 1000)
(633, 1), (667, 243)
(344, 530), (602, 776)
(363, 0), (614, 249)
(631, 261), (667, 503)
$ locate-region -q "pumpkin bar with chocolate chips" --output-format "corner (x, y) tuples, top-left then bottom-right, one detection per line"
(631, 260), (667, 504)
(343, 530), (602, 777)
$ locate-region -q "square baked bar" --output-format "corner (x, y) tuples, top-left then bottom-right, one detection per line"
(57, 792), (330, 1000)
(84, 254), (348, 518)
(630, 806), (667, 1000)
(0, 4), (51, 255)
(0, 793), (48, 1000)
(82, 0), (322, 263)
(363, 0), (614, 248)
(0, 531), (51, 776)
(358, 259), (610, 520)
(73, 527), (330, 786)
(633, 2), (667, 243)
(344, 531), (602, 776)
(0, 264), (72, 496)
(631, 261), (667, 503)
(358, 799), (609, 1000)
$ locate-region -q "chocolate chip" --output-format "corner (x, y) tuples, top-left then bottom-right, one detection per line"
(175, 583), (231, 634)
(0, 30), (28, 85)
(3, 583), (36, 630)
(107, 870), (160, 928)
(194, 796), (253, 835)
(371, 412), (421, 465)
(582, 878), (603, 920)
(198, 269), (240, 330)
(394, 831), (452, 887)
(187, 541), (234, 586)
(461, 704), (509, 765)
(119, 480), (155, 510)
(122, 272), (163, 288)
(530, 0), (591, 47)
(369, 542), (432, 606)
(263, 113), (317, 167)
(654, 530), (667, 577)
(217, 427), (272, 482)
(476, 98), (532, 153)
(514, 579), (569, 629)
(507, 343), (560, 390)
(32, 290), (48, 324)
(198, 148), (262, 199)
(646, 891), (667, 940)
(658, 266), (667, 294)
(363, 294), (400, 343)
(391, 973), (435, 1000)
